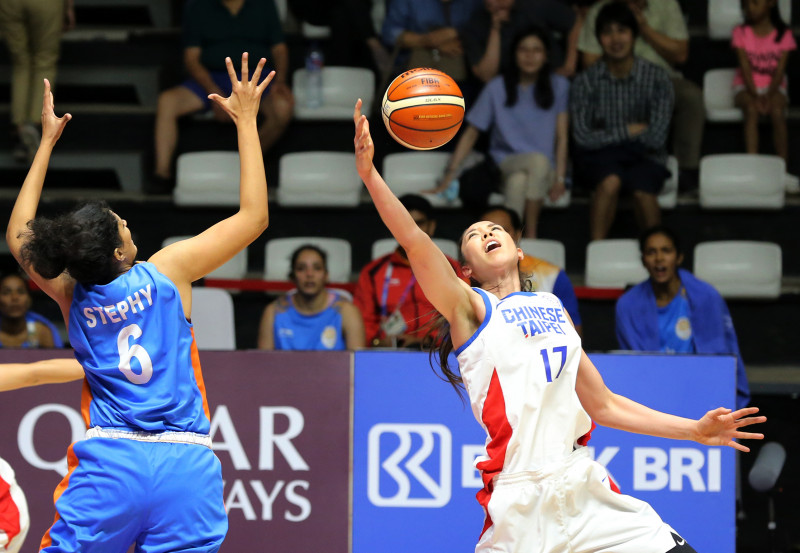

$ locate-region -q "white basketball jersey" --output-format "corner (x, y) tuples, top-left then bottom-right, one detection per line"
(456, 289), (591, 481)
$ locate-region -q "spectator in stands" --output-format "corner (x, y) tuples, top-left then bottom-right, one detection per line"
(462, 0), (582, 83)
(578, 0), (703, 189)
(355, 194), (464, 348)
(615, 226), (750, 409)
(0, 0), (75, 164)
(481, 206), (583, 336)
(288, 0), (392, 74)
(427, 26), (569, 237)
(0, 273), (63, 348)
(732, 0), (796, 168)
(258, 245), (365, 350)
(381, 0), (482, 90)
(152, 0), (294, 190)
(570, 2), (673, 240)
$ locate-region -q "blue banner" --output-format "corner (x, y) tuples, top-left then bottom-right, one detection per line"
(353, 352), (736, 553)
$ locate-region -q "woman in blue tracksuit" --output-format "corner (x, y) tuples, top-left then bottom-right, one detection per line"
(5, 54), (271, 553)
(615, 226), (750, 410)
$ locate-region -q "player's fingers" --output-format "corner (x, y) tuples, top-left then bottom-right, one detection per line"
(251, 57), (266, 83)
(736, 416), (767, 428)
(224, 57), (237, 83)
(729, 441), (750, 453)
(732, 407), (760, 420)
(354, 98), (363, 123)
(709, 407), (731, 419)
(734, 430), (764, 440)
(240, 52), (249, 82)
(256, 70), (275, 94)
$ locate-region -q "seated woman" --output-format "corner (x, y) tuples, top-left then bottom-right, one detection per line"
(429, 26), (569, 237)
(258, 245), (365, 350)
(0, 272), (63, 348)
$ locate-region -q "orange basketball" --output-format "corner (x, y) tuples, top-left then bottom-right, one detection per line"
(381, 68), (465, 150)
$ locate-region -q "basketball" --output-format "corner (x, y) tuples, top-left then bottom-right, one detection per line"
(381, 68), (465, 150)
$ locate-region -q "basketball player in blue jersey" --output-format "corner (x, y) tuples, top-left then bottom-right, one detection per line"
(5, 53), (272, 553)
(353, 99), (766, 553)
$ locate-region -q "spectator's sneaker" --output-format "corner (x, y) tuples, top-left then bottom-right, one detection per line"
(785, 173), (800, 194)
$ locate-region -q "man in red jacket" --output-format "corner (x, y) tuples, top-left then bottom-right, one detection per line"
(354, 194), (464, 348)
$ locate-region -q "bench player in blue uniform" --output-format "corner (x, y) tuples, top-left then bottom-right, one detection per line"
(5, 54), (272, 553)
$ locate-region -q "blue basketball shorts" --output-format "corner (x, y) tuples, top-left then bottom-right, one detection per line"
(41, 436), (227, 553)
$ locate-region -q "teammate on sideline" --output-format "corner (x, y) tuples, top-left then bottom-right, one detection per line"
(352, 98), (766, 553)
(5, 53), (271, 553)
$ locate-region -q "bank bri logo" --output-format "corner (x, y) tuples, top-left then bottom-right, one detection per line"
(367, 424), (452, 507)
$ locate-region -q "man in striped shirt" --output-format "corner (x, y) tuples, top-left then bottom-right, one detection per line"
(570, 2), (674, 240)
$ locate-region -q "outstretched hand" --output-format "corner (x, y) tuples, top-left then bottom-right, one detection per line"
(208, 53), (274, 125)
(41, 79), (72, 145)
(353, 99), (374, 176)
(694, 406), (766, 452)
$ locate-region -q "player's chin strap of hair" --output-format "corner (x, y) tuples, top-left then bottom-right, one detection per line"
(86, 427), (212, 448)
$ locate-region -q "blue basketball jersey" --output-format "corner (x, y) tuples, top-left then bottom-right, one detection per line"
(68, 262), (210, 433)
(273, 291), (346, 350)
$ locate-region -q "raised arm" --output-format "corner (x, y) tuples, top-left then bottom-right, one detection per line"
(0, 358), (84, 392)
(575, 350), (765, 452)
(353, 100), (478, 340)
(151, 54), (270, 297)
(6, 79), (75, 319)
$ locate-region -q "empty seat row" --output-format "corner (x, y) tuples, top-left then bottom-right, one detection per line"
(175, 149), (786, 209)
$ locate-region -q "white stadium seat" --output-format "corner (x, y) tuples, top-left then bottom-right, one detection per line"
(708, 0), (791, 39)
(174, 151), (240, 206)
(518, 239), (566, 270)
(264, 237), (352, 282)
(694, 241), (782, 299)
(371, 237), (459, 260)
(658, 156), (679, 209)
(585, 239), (647, 288)
(703, 69), (741, 122)
(277, 151), (361, 207)
(161, 237), (248, 279)
(293, 66), (375, 120)
(383, 151), (450, 195)
(191, 288), (236, 350)
(699, 154), (785, 209)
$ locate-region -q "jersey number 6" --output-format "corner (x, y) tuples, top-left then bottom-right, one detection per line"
(117, 324), (154, 384)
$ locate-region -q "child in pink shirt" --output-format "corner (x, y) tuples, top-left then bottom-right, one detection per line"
(732, 0), (795, 163)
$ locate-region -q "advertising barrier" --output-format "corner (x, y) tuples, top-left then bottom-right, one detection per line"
(0, 350), (351, 552)
(353, 352), (736, 553)
(2, 349), (736, 552)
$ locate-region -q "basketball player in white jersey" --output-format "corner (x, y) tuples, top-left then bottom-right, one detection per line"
(353, 99), (766, 553)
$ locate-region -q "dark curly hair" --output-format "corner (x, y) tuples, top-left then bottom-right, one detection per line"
(20, 201), (123, 285)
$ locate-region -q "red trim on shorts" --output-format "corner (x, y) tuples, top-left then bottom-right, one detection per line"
(475, 369), (513, 539)
(577, 421), (596, 446)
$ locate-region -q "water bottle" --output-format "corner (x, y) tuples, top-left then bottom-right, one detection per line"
(305, 43), (324, 109)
